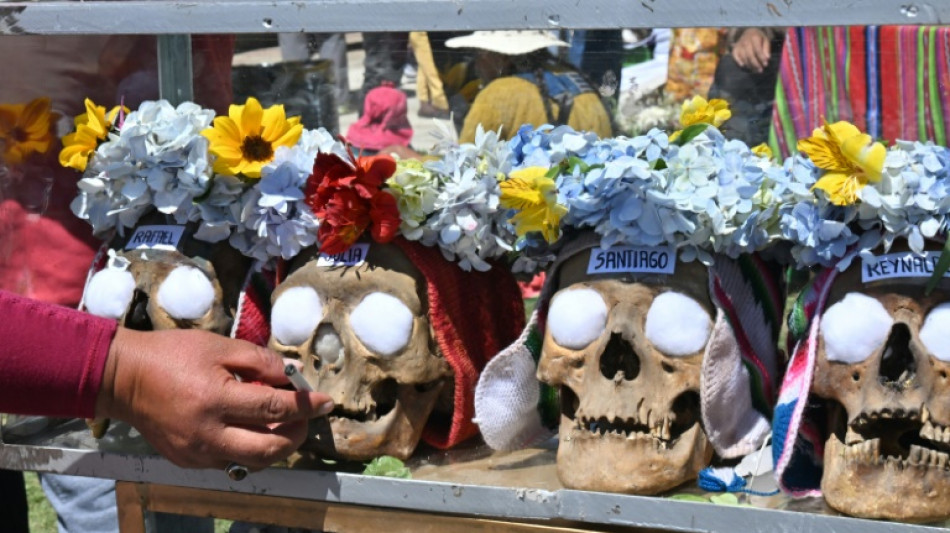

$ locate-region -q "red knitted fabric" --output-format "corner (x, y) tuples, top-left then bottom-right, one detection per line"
(393, 238), (525, 449)
(232, 269), (275, 347)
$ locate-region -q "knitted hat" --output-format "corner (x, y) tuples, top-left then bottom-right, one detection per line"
(771, 266), (839, 496)
(392, 238), (525, 448)
(345, 83), (413, 152)
(475, 231), (784, 457)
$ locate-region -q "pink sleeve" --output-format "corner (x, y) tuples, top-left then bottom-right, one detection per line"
(0, 290), (116, 418)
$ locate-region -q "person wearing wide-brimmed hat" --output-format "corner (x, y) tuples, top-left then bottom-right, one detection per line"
(445, 30), (613, 143)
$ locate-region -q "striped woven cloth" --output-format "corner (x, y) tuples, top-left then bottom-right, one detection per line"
(770, 26), (950, 158)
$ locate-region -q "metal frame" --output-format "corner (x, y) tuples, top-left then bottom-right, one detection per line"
(0, 0), (946, 35)
(0, 438), (946, 533)
(4, 1), (950, 530)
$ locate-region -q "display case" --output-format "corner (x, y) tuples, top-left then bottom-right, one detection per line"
(3, 1), (950, 531)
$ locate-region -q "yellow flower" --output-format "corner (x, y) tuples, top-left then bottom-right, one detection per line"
(751, 143), (773, 159)
(201, 97), (302, 179)
(59, 98), (125, 172)
(499, 166), (567, 243)
(798, 120), (886, 206)
(0, 97), (55, 165)
(669, 96), (731, 141)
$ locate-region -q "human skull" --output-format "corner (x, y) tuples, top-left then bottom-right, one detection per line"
(814, 245), (950, 520)
(268, 242), (453, 461)
(83, 212), (248, 334)
(537, 248), (714, 494)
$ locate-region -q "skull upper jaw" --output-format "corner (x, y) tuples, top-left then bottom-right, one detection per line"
(556, 412), (711, 494)
(823, 429), (950, 521)
(300, 379), (448, 461)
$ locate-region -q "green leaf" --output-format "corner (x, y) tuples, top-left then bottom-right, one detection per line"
(669, 494), (709, 503)
(676, 123), (710, 146)
(709, 493), (740, 506)
(651, 158), (668, 170)
(925, 237), (950, 295)
(362, 456), (411, 479)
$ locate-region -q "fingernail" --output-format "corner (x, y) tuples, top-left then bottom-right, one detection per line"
(282, 358), (303, 371)
(316, 401), (335, 417)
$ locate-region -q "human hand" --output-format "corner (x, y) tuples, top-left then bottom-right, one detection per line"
(96, 328), (334, 470)
(732, 28), (771, 73)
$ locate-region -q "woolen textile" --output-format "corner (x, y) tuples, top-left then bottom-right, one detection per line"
(0, 290), (115, 418)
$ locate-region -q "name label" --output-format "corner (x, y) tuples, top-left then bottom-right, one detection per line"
(317, 243), (369, 267)
(587, 246), (676, 275)
(862, 251), (948, 283)
(125, 225), (185, 252)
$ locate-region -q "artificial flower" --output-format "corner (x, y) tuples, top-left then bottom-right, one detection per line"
(0, 97), (55, 165)
(59, 98), (125, 171)
(799, 120), (886, 206)
(669, 96), (731, 142)
(500, 166), (566, 243)
(751, 143), (773, 159)
(202, 97), (302, 179)
(305, 150), (399, 254)
(679, 96), (732, 128)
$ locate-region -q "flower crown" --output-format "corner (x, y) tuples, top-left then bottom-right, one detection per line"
(776, 120), (950, 270)
(64, 97), (518, 272)
(499, 97), (794, 267)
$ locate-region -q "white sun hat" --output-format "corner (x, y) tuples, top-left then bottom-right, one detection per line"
(445, 30), (569, 56)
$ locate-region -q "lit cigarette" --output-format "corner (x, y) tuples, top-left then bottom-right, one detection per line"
(284, 363), (314, 392)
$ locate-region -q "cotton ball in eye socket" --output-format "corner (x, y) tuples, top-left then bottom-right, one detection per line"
(548, 288), (608, 349)
(820, 292), (892, 364)
(156, 266), (215, 320)
(645, 292), (712, 356)
(85, 268), (136, 319)
(350, 292), (413, 357)
(920, 302), (950, 362)
(272, 287), (323, 346)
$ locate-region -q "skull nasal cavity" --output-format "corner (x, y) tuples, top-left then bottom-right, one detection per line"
(599, 332), (640, 381)
(879, 323), (915, 384)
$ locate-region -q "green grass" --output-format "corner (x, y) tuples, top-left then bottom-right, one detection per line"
(25, 472), (233, 533)
(25, 472), (57, 533)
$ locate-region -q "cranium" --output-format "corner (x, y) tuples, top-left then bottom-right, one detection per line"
(268, 242), (453, 461)
(814, 245), (950, 520)
(537, 247), (714, 494)
(83, 212), (248, 334)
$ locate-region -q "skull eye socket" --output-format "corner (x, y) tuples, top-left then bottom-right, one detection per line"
(156, 266), (215, 320)
(350, 292), (414, 357)
(548, 288), (608, 350)
(272, 286), (323, 346)
(820, 292), (892, 363)
(920, 302), (950, 362)
(644, 291), (711, 357)
(85, 267), (136, 319)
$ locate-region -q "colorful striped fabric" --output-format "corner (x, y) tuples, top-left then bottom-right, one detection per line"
(770, 26), (950, 159)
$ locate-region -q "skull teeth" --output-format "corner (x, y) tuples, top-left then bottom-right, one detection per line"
(576, 413), (678, 443)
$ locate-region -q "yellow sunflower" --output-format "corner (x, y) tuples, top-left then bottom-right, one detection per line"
(201, 97), (303, 179)
(798, 120), (886, 206)
(499, 166), (567, 243)
(0, 97), (55, 165)
(59, 98), (124, 172)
